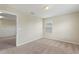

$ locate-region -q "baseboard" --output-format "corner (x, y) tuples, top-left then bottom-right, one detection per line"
(16, 35), (42, 46)
(0, 35), (16, 38)
(0, 35), (16, 41)
(44, 37), (79, 45)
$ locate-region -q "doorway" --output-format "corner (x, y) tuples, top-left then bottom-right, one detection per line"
(0, 11), (16, 50)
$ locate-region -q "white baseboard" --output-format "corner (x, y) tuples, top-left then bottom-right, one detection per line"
(16, 35), (42, 46)
(43, 37), (79, 45)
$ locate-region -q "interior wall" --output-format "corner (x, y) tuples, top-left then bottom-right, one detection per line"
(0, 19), (16, 37)
(0, 4), (8, 10)
(17, 14), (42, 46)
(43, 12), (79, 45)
(1, 5), (43, 46)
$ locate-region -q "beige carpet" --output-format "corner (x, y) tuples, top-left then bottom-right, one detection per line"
(0, 38), (79, 54)
(0, 36), (16, 51)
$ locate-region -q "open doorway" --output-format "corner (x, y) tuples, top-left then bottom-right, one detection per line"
(0, 11), (16, 50)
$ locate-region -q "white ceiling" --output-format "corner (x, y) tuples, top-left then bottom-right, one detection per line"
(1, 4), (79, 18)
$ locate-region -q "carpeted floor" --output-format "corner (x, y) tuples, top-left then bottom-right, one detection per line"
(0, 38), (79, 54)
(0, 36), (16, 51)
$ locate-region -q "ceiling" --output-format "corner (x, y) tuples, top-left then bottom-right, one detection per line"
(7, 4), (79, 18)
(0, 4), (79, 18)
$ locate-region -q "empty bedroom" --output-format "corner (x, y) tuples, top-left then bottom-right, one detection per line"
(0, 4), (79, 54)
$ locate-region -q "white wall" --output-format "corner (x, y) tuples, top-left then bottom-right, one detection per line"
(43, 12), (79, 45)
(0, 19), (16, 37)
(17, 14), (42, 46)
